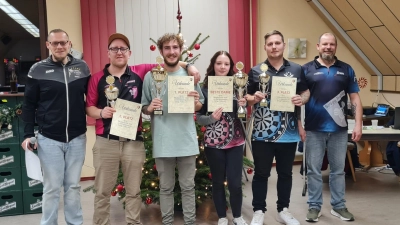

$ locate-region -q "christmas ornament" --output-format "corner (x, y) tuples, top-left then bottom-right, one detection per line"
(111, 191), (117, 196)
(188, 53), (193, 57)
(146, 197), (153, 204)
(194, 43), (200, 50)
(153, 164), (157, 171)
(208, 173), (212, 180)
(200, 126), (206, 132)
(116, 184), (124, 192)
(247, 168), (253, 174)
(150, 45), (156, 51)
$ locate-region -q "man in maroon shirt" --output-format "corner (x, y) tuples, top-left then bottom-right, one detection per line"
(86, 33), (199, 225)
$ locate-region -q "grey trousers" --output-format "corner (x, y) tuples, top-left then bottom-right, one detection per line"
(155, 156), (196, 225)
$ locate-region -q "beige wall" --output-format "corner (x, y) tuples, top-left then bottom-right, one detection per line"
(257, 0), (400, 108)
(46, 0), (95, 177)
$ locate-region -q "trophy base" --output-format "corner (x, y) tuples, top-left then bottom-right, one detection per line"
(259, 102), (268, 107)
(237, 113), (246, 119)
(154, 110), (163, 115)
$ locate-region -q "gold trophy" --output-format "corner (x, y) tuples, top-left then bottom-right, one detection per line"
(258, 63), (270, 107)
(233, 61), (248, 118)
(151, 56), (168, 115)
(104, 75), (119, 108)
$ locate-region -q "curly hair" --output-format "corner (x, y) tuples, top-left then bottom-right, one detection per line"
(157, 33), (184, 50)
(202, 51), (235, 88)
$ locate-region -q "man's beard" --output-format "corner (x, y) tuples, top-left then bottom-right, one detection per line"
(53, 55), (68, 62)
(320, 53), (335, 63)
(164, 55), (180, 67)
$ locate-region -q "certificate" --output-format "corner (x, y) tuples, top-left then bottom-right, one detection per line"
(168, 76), (194, 113)
(269, 76), (297, 112)
(110, 98), (142, 140)
(208, 76), (233, 112)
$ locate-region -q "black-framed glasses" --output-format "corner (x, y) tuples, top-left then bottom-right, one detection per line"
(109, 47), (129, 53)
(48, 41), (70, 47)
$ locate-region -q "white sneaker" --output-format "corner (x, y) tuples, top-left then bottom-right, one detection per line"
(218, 217), (229, 225)
(233, 216), (248, 225)
(276, 208), (300, 225)
(250, 210), (265, 225)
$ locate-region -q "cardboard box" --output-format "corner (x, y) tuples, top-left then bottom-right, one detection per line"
(0, 190), (23, 217)
(0, 167), (22, 192)
(22, 189), (43, 214)
(0, 144), (21, 169)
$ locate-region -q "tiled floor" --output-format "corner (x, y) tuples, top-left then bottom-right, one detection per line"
(2, 165), (400, 225)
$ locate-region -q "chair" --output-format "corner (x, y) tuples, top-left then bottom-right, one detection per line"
(346, 142), (356, 182)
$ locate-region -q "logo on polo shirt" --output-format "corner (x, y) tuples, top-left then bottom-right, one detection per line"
(336, 71), (345, 76)
(284, 72), (294, 77)
(46, 69), (54, 73)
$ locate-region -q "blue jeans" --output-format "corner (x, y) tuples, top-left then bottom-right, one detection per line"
(38, 133), (86, 225)
(305, 130), (347, 210)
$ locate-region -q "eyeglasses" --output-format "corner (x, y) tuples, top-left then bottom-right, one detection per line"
(48, 41), (70, 47)
(109, 47), (129, 53)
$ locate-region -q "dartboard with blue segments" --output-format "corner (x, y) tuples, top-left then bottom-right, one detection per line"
(252, 104), (287, 141)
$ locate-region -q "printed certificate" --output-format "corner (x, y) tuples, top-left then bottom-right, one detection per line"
(168, 76), (194, 113)
(208, 76), (233, 112)
(270, 76), (297, 112)
(110, 98), (142, 140)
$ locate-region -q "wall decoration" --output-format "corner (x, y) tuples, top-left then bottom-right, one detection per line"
(288, 38), (307, 58)
(357, 77), (368, 89)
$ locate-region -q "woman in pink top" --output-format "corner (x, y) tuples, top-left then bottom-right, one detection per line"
(197, 51), (248, 225)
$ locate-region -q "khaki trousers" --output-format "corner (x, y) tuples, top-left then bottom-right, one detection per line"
(92, 136), (145, 225)
(155, 156), (196, 225)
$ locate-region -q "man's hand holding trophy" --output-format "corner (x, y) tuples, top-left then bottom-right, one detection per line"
(150, 56), (168, 115)
(233, 61), (248, 118)
(102, 75), (118, 119)
(258, 63), (270, 107)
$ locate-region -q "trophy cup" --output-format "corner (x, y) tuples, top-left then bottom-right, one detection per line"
(151, 56), (168, 115)
(233, 61), (248, 118)
(104, 76), (119, 108)
(258, 63), (270, 107)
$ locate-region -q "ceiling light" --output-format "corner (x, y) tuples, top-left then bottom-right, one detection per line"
(0, 0), (39, 37)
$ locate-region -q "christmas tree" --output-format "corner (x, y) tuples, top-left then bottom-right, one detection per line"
(84, 0), (254, 209)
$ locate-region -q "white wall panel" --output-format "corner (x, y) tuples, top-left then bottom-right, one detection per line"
(115, 0), (229, 79)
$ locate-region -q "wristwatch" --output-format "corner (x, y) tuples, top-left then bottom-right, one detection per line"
(186, 62), (193, 70)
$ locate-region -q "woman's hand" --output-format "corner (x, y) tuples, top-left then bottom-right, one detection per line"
(211, 107), (223, 120)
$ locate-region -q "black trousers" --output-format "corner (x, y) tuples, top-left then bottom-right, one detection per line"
(251, 141), (297, 212)
(204, 145), (244, 218)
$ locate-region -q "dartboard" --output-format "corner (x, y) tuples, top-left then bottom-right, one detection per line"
(204, 113), (233, 148)
(252, 105), (286, 141)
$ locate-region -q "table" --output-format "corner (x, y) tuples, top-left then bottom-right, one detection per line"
(348, 128), (400, 170)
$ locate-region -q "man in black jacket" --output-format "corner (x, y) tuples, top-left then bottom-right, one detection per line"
(21, 29), (90, 225)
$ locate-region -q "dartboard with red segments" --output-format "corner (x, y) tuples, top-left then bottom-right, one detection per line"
(204, 113), (233, 148)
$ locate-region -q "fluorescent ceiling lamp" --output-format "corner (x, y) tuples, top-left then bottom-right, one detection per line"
(0, 0), (39, 37)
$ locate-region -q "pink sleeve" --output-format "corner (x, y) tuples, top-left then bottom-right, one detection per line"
(86, 73), (100, 107)
(130, 64), (157, 81)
